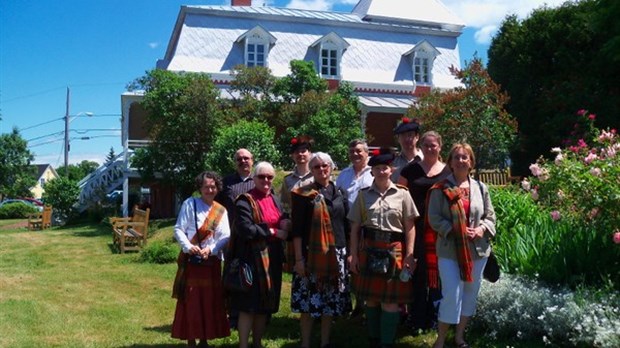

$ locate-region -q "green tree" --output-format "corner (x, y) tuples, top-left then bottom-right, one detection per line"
(408, 58), (517, 169)
(128, 69), (228, 197)
(205, 120), (281, 176)
(105, 147), (116, 164)
(57, 160), (99, 181)
(487, 0), (620, 174)
(0, 128), (37, 200)
(42, 176), (80, 222)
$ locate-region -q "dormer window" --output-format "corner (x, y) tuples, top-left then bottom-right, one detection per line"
(310, 32), (350, 79)
(403, 40), (441, 85)
(236, 25), (277, 68)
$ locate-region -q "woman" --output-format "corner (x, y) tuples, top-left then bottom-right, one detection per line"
(426, 143), (496, 348)
(291, 152), (352, 348)
(229, 162), (290, 348)
(398, 131), (451, 332)
(172, 171), (231, 348)
(281, 135), (314, 273)
(348, 149), (419, 348)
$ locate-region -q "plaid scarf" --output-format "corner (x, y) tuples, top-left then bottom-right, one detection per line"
(292, 185), (338, 287)
(172, 200), (226, 299)
(239, 193), (273, 306)
(425, 180), (473, 289)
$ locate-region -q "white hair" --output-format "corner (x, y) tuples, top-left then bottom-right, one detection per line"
(310, 152), (336, 171)
(253, 161), (275, 176)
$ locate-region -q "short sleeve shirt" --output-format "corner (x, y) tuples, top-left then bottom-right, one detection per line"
(347, 181), (419, 233)
(335, 165), (373, 207)
(280, 169), (314, 213)
(390, 151), (423, 182)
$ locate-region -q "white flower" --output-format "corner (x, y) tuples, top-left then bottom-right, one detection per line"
(551, 147), (562, 154)
(554, 153), (564, 165)
(521, 178), (531, 191)
(590, 167), (602, 177)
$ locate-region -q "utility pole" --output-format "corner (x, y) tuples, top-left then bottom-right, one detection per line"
(64, 87), (70, 176)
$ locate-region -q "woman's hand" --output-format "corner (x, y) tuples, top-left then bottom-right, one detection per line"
(189, 245), (201, 255)
(466, 226), (485, 240)
(403, 254), (417, 272)
(348, 254), (359, 274)
(294, 259), (306, 276)
(200, 246), (211, 258)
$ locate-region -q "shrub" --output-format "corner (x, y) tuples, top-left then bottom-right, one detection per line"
(0, 202), (38, 219)
(139, 240), (180, 264)
(42, 177), (80, 223)
(472, 274), (620, 347)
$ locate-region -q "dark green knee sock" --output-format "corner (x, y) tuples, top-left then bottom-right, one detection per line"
(380, 311), (400, 345)
(365, 306), (381, 340)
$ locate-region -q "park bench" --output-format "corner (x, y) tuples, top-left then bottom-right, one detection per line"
(27, 205), (53, 230)
(110, 206), (150, 253)
(474, 168), (516, 186)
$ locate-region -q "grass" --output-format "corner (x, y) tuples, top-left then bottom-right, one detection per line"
(0, 220), (542, 348)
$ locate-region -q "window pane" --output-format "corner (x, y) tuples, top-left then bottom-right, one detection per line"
(257, 45), (264, 53)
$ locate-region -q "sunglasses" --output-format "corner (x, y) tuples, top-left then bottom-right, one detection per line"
(256, 174), (274, 181)
(312, 163), (330, 170)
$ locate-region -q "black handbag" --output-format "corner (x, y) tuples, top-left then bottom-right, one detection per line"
(483, 250), (500, 283)
(365, 247), (396, 277)
(223, 258), (253, 292)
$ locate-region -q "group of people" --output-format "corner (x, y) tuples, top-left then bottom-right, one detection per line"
(170, 118), (496, 348)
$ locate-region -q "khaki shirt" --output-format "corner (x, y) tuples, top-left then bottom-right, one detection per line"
(348, 181), (419, 233)
(280, 169), (314, 213)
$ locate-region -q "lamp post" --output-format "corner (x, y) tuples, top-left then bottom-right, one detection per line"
(63, 88), (93, 174)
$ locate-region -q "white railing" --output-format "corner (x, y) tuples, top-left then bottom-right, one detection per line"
(76, 151), (134, 212)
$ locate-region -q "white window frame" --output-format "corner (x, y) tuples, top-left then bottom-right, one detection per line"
(404, 40), (440, 86)
(236, 26), (276, 68)
(320, 42), (340, 78)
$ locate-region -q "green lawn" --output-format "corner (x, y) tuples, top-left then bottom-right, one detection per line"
(0, 221), (539, 348)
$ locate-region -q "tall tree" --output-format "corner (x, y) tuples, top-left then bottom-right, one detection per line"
(488, 0), (620, 174)
(0, 128), (37, 199)
(407, 58), (517, 170)
(128, 69), (228, 197)
(57, 160), (99, 182)
(105, 147), (116, 164)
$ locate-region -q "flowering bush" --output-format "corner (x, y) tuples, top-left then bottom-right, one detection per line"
(523, 110), (620, 286)
(472, 274), (620, 347)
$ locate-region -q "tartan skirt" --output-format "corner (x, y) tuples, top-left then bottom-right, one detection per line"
(351, 238), (413, 304)
(171, 259), (230, 340)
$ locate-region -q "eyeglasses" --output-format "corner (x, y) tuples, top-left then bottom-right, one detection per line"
(256, 174), (274, 181)
(236, 156), (252, 162)
(312, 163), (330, 170)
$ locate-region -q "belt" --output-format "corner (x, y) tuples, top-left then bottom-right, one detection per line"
(362, 227), (404, 243)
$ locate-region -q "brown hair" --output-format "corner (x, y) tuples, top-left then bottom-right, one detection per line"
(195, 171), (223, 192)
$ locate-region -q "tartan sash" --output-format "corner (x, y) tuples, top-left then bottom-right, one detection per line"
(424, 180), (473, 289)
(238, 193), (273, 305)
(291, 186), (338, 287)
(173, 200), (226, 299)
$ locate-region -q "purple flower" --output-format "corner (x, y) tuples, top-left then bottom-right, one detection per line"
(550, 211), (561, 221)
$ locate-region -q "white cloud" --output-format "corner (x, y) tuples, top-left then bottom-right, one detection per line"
(442, 0), (567, 44)
(285, 0), (331, 11)
(148, 42), (159, 49)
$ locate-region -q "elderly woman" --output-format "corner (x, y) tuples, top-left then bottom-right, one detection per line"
(172, 171), (231, 348)
(229, 162), (290, 348)
(348, 149), (419, 348)
(398, 131), (451, 332)
(426, 143), (496, 348)
(291, 152), (352, 348)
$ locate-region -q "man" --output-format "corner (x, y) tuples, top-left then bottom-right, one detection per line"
(215, 148), (255, 225)
(336, 139), (373, 207)
(390, 118), (423, 182)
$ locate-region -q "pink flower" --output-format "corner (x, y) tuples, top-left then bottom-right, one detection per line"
(531, 189), (539, 201)
(529, 163), (542, 177)
(550, 211), (561, 221)
(576, 109), (587, 116)
(569, 146), (579, 153)
(584, 153), (598, 164)
(521, 179), (531, 191)
(588, 114), (596, 120)
(554, 153), (564, 165)
(613, 231), (620, 244)
(578, 139), (587, 148)
(589, 167), (602, 177)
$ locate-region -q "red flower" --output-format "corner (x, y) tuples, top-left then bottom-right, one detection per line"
(291, 138), (298, 145)
(576, 109), (587, 116)
(401, 117), (410, 124)
(589, 114), (596, 120)
(370, 149), (380, 156)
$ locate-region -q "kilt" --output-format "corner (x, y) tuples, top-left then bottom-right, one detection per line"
(171, 258), (230, 340)
(351, 238), (413, 304)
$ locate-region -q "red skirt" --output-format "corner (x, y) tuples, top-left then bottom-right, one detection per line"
(351, 239), (413, 304)
(171, 259), (230, 340)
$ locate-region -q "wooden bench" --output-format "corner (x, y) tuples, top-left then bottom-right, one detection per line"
(110, 206), (151, 253)
(474, 168), (515, 186)
(27, 205), (53, 230)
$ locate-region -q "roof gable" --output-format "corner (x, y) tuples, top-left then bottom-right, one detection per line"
(352, 0), (464, 30)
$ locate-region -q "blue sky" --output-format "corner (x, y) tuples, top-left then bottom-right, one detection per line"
(0, 0), (564, 168)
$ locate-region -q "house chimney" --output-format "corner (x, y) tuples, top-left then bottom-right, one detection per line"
(232, 0), (252, 6)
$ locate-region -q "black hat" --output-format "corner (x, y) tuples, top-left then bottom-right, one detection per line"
(290, 135), (314, 153)
(393, 117), (420, 135)
(368, 148), (396, 167)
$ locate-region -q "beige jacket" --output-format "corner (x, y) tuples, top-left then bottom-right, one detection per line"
(427, 174), (496, 260)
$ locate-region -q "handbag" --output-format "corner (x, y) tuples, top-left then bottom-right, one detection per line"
(223, 258), (253, 292)
(365, 247), (396, 277)
(483, 250), (500, 283)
